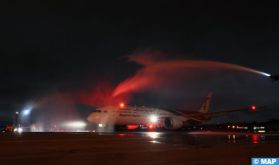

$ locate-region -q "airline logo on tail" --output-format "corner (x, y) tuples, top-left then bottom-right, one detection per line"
(198, 92), (213, 114)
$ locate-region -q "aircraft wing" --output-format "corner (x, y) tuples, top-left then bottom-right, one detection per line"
(208, 106), (261, 117)
(181, 106), (263, 122)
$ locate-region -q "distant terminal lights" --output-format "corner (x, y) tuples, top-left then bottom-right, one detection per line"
(253, 126), (266, 133)
(253, 126), (265, 130)
(227, 125), (248, 130)
(227, 124), (266, 133)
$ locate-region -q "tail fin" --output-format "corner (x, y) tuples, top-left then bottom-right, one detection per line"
(198, 92), (213, 113)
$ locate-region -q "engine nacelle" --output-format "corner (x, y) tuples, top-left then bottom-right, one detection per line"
(163, 117), (184, 129)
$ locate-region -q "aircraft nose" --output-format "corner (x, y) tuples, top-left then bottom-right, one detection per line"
(87, 113), (96, 122)
(87, 113), (100, 122)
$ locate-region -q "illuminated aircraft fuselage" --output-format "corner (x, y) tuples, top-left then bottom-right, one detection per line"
(87, 106), (187, 129)
(88, 93), (213, 130)
(87, 92), (257, 130)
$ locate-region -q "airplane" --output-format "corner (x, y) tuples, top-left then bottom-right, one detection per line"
(87, 93), (258, 130)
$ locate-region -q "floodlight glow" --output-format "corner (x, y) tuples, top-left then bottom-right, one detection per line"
(21, 104), (33, 116)
(98, 123), (103, 128)
(149, 115), (159, 123)
(63, 121), (87, 128)
(18, 127), (23, 133)
(22, 108), (31, 116)
(14, 127), (23, 133)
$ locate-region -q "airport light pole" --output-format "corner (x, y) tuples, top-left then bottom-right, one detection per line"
(21, 108), (32, 132)
(15, 111), (19, 128)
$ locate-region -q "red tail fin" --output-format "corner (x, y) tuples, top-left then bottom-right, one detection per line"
(198, 92), (213, 113)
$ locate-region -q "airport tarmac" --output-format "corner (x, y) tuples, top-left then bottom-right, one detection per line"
(0, 132), (278, 165)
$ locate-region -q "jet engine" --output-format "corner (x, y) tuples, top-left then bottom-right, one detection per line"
(163, 117), (183, 129)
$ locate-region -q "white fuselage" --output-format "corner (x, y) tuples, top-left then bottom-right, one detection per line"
(87, 106), (187, 129)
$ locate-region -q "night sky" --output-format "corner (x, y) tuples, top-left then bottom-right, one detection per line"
(1, 1), (278, 126)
